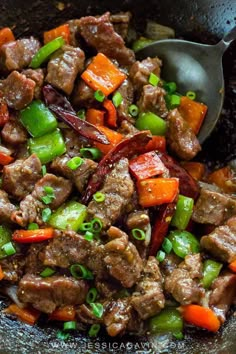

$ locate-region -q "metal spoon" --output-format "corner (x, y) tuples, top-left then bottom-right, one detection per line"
(137, 26), (236, 143)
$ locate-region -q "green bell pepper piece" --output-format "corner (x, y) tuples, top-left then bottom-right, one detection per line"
(168, 230), (200, 259)
(48, 201), (87, 232)
(149, 308), (183, 336)
(171, 195), (194, 230)
(135, 112), (167, 136)
(28, 128), (66, 164)
(132, 37), (155, 52)
(0, 225), (11, 259)
(30, 37), (65, 69)
(201, 259), (223, 289)
(20, 100), (58, 138)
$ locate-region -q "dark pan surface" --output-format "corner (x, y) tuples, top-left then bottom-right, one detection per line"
(0, 1), (235, 353)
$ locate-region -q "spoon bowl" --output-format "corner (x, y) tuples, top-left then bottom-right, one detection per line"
(137, 27), (236, 143)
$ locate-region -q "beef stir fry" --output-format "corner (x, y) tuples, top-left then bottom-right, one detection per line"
(0, 12), (235, 340)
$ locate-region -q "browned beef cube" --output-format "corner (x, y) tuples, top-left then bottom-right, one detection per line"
(137, 84), (168, 119)
(22, 68), (45, 99)
(110, 12), (132, 39)
(129, 57), (162, 91)
(114, 79), (134, 121)
(24, 243), (47, 275)
(0, 255), (25, 282)
(103, 299), (132, 336)
(0, 190), (16, 223)
(72, 79), (96, 108)
(1, 115), (27, 145)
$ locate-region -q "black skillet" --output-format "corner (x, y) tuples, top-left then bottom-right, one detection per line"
(0, 1), (235, 353)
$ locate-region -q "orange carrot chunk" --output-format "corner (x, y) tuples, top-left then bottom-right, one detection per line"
(208, 166), (236, 194)
(0, 27), (15, 48)
(182, 161), (205, 181)
(5, 304), (40, 325)
(49, 305), (76, 321)
(143, 135), (166, 153)
(178, 96), (208, 135)
(129, 151), (166, 181)
(93, 125), (123, 155)
(137, 178), (179, 207)
(81, 53), (126, 96)
(86, 108), (105, 126)
(103, 99), (117, 128)
(229, 260), (236, 273)
(0, 265), (4, 281)
(44, 24), (70, 44)
(180, 304), (221, 332)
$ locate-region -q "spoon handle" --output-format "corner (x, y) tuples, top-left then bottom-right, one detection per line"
(216, 26), (236, 54)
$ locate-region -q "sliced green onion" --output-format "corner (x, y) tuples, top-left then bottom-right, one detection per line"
(128, 104), (139, 117)
(93, 192), (105, 203)
(79, 222), (92, 232)
(148, 72), (160, 87)
(173, 331), (184, 340)
(91, 218), (103, 233)
(28, 223), (39, 230)
(186, 91), (196, 100)
(156, 250), (166, 262)
(44, 186), (54, 195)
(77, 109), (86, 120)
(84, 231), (94, 242)
(56, 330), (70, 341)
(162, 238), (172, 254)
(80, 147), (102, 161)
(88, 324), (101, 337)
(170, 94), (181, 108)
(67, 156), (84, 170)
(41, 186), (55, 205)
(70, 264), (93, 280)
(40, 267), (56, 278)
(86, 288), (98, 304)
(112, 92), (123, 107)
(41, 195), (53, 205)
(90, 303), (104, 318)
(42, 208), (52, 222)
(94, 90), (105, 103)
(41, 165), (47, 176)
(1, 242), (16, 256)
(63, 321), (77, 331)
(131, 228), (146, 240)
(164, 81), (177, 94)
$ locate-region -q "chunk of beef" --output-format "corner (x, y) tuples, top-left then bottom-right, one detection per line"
(11, 174), (72, 227)
(2, 154), (42, 200)
(165, 254), (205, 305)
(0, 190), (16, 223)
(137, 84), (168, 119)
(0, 37), (40, 72)
(104, 226), (143, 288)
(46, 45), (85, 95)
(166, 109), (201, 160)
(1, 116), (27, 145)
(22, 68), (45, 99)
(103, 298), (132, 336)
(95, 278), (121, 299)
(129, 57), (162, 92)
(62, 127), (90, 157)
(118, 120), (138, 137)
(200, 217), (236, 263)
(126, 210), (150, 230)
(18, 274), (89, 313)
(41, 230), (92, 268)
(0, 254), (25, 282)
(87, 158), (134, 229)
(131, 257), (165, 319)
(192, 188), (236, 225)
(67, 19), (82, 47)
(114, 79), (134, 121)
(110, 12), (131, 39)
(0, 71), (35, 110)
(85, 242), (106, 279)
(160, 253), (182, 276)
(24, 243), (47, 275)
(209, 272), (236, 323)
(51, 155), (97, 194)
(79, 12), (135, 66)
(72, 79), (96, 108)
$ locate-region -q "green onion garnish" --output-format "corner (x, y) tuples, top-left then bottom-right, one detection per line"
(44, 186), (54, 195)
(66, 156), (84, 170)
(90, 303), (104, 318)
(173, 331), (184, 340)
(128, 104), (139, 117)
(164, 81), (177, 94)
(77, 109), (86, 119)
(79, 222), (92, 232)
(186, 91), (196, 100)
(88, 324), (101, 337)
(63, 321), (77, 331)
(170, 94), (181, 108)
(112, 92), (123, 107)
(1, 242), (16, 256)
(70, 264), (94, 280)
(91, 218), (103, 233)
(131, 228), (146, 240)
(148, 72), (160, 87)
(41, 165), (47, 176)
(42, 207), (52, 222)
(40, 267), (56, 278)
(84, 231), (94, 242)
(156, 250), (166, 262)
(86, 287), (98, 304)
(41, 186), (55, 205)
(93, 192), (105, 203)
(94, 90), (105, 103)
(56, 330), (70, 341)
(28, 223), (39, 230)
(80, 147), (102, 161)
(162, 238), (172, 254)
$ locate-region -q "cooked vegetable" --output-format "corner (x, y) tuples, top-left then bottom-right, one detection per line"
(180, 305), (220, 332)
(162, 238), (172, 254)
(0, 148), (14, 165)
(70, 264), (93, 280)
(0, 225), (11, 259)
(4, 304), (40, 325)
(93, 192), (105, 203)
(1, 242), (16, 256)
(181, 162), (205, 181)
(40, 267), (56, 278)
(88, 324), (101, 337)
(129, 151), (166, 180)
(128, 104), (139, 117)
(66, 156), (84, 170)
(86, 288), (98, 304)
(30, 37), (65, 68)
(44, 24), (70, 44)
(93, 125), (123, 155)
(156, 250), (166, 262)
(229, 260), (236, 273)
(81, 53), (126, 96)
(135, 112), (167, 136)
(171, 194), (194, 230)
(94, 90), (105, 103)
(42, 208), (52, 222)
(90, 303), (104, 318)
(112, 92), (123, 108)
(167, 230), (200, 258)
(28, 223), (39, 230)
(186, 91), (196, 100)
(86, 108), (105, 126)
(201, 260), (223, 289)
(143, 136), (166, 153)
(148, 72), (160, 86)
(131, 228), (146, 240)
(103, 99), (117, 128)
(49, 306), (76, 322)
(80, 147), (102, 161)
(132, 37), (155, 52)
(0, 95), (9, 127)
(63, 321), (77, 331)
(208, 166), (236, 194)
(0, 27), (15, 47)
(149, 308), (183, 336)
(12, 228), (54, 243)
(163, 82), (177, 94)
(0, 265), (4, 280)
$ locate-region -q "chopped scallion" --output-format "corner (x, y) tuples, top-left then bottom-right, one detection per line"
(156, 250), (166, 262)
(42, 208), (52, 222)
(164, 81), (177, 94)
(162, 238), (172, 254)
(131, 228), (146, 240)
(170, 94), (181, 108)
(63, 321), (77, 331)
(148, 72), (160, 87)
(41, 165), (47, 176)
(91, 218), (103, 233)
(186, 91), (196, 100)
(1, 242), (16, 256)
(128, 104), (139, 117)
(77, 109), (86, 119)
(112, 92), (123, 107)
(80, 147), (102, 161)
(66, 156), (84, 170)
(84, 231), (94, 242)
(79, 222), (92, 232)
(94, 90), (105, 103)
(70, 264), (94, 280)
(86, 287), (98, 304)
(88, 324), (101, 337)
(28, 223), (39, 230)
(40, 267), (56, 278)
(90, 303), (104, 318)
(173, 331), (184, 340)
(93, 192), (105, 203)
(56, 330), (70, 341)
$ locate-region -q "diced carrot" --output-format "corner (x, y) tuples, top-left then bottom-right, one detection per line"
(178, 96), (208, 134)
(5, 304), (40, 325)
(181, 161), (205, 181)
(86, 108), (105, 126)
(180, 305), (221, 332)
(93, 125), (123, 155)
(208, 166), (236, 194)
(229, 260), (236, 273)
(0, 95), (9, 126)
(12, 228), (54, 243)
(44, 24), (70, 44)
(143, 135), (166, 153)
(49, 305), (76, 321)
(137, 178), (179, 207)
(0, 27), (15, 48)
(0, 265), (4, 281)
(103, 99), (117, 128)
(0, 152), (14, 165)
(129, 151), (166, 180)
(81, 53), (126, 96)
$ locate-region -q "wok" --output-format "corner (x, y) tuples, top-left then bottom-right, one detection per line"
(0, 0), (235, 353)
